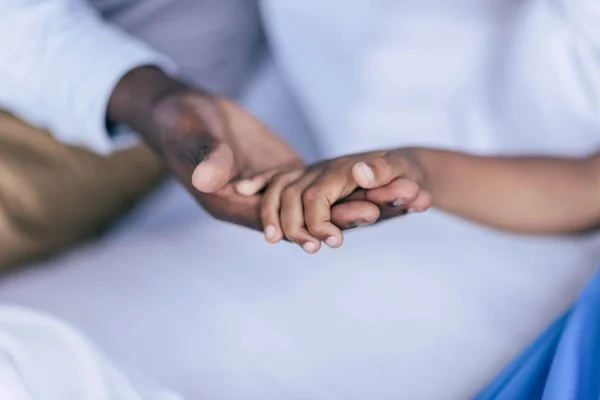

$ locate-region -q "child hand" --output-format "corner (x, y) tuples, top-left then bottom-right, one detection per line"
(238, 149), (432, 253)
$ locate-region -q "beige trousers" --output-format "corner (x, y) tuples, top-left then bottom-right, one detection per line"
(0, 112), (165, 269)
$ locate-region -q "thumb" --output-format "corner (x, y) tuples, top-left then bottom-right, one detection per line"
(191, 142), (237, 193)
(352, 154), (404, 189)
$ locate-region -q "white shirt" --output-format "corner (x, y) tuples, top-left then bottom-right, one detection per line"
(0, 0), (598, 157)
(262, 0), (600, 157)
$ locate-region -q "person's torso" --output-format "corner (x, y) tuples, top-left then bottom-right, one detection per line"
(89, 0), (265, 96)
(262, 0), (600, 157)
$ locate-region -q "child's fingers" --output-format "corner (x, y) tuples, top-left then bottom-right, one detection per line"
(352, 153), (406, 189)
(365, 178), (420, 208)
(235, 171), (278, 196)
(280, 171), (322, 253)
(261, 169), (304, 243)
(302, 173), (354, 248)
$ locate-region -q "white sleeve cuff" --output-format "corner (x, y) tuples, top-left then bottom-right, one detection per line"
(0, 1), (178, 155)
(42, 19), (179, 155)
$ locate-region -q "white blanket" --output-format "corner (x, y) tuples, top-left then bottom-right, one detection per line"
(0, 306), (182, 400)
(0, 62), (597, 399)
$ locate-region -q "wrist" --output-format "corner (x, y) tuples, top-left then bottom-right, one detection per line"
(402, 147), (442, 195)
(107, 66), (191, 141)
(107, 66), (222, 158)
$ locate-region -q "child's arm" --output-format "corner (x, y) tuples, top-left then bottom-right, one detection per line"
(243, 147), (600, 253)
(412, 149), (600, 234)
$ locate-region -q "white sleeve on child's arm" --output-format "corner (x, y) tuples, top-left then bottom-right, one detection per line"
(0, 0), (176, 155)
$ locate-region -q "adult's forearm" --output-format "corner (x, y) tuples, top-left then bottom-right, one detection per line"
(415, 148), (600, 234)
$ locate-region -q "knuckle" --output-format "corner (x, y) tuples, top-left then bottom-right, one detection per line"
(302, 186), (324, 203)
(307, 222), (328, 237)
(328, 157), (348, 169)
(282, 185), (301, 202)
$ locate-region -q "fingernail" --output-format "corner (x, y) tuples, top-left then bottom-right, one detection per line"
(325, 236), (340, 248)
(392, 199), (406, 207)
(351, 220), (373, 228)
(356, 162), (374, 184)
(408, 207), (421, 213)
(302, 242), (317, 253)
(264, 225), (277, 240)
(236, 180), (257, 196)
(236, 180), (251, 190)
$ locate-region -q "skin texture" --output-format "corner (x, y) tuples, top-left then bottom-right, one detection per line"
(248, 149), (432, 252)
(106, 68), (600, 252)
(413, 148), (600, 234)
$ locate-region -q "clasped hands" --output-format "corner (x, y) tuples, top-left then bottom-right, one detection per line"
(164, 94), (431, 254)
(108, 69), (431, 253)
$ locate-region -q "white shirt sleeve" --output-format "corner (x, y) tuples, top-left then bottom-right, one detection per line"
(0, 0), (177, 155)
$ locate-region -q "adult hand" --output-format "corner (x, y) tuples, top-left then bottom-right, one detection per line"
(108, 67), (302, 230)
(107, 66), (382, 230)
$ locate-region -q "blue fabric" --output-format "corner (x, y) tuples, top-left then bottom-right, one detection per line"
(476, 270), (600, 400)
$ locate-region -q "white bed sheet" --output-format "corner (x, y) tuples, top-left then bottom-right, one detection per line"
(0, 62), (598, 400)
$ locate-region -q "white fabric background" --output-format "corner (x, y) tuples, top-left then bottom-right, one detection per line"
(0, 306), (183, 400)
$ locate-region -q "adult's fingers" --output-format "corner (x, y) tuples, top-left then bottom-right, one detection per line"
(330, 201), (380, 230)
(352, 152), (407, 189)
(191, 142), (237, 194)
(156, 94), (237, 194)
(197, 184), (263, 231)
(365, 178), (420, 208)
(366, 178), (432, 217)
